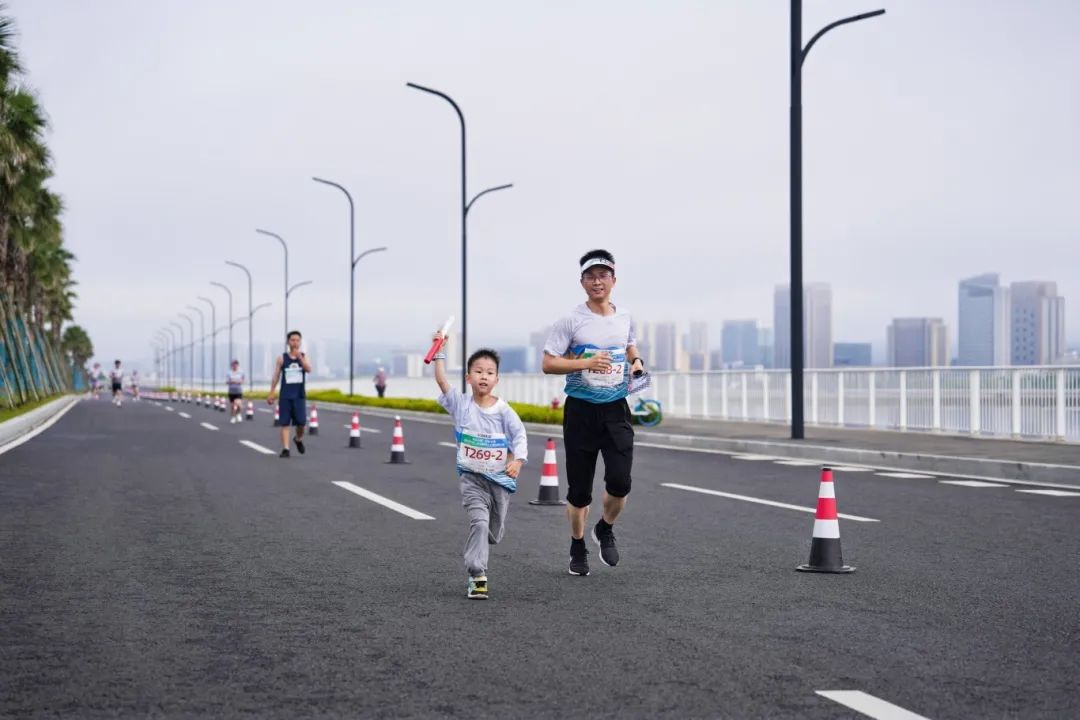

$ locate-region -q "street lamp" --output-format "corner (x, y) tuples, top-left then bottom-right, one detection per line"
(287, 280), (313, 299)
(407, 82), (512, 391)
(210, 281), (234, 365)
(168, 322), (185, 391)
(186, 305), (205, 392)
(179, 313), (195, 391)
(197, 296), (216, 393)
(311, 176), (360, 395)
(155, 331), (170, 388)
(225, 261), (255, 392)
(789, 2), (884, 440)
(256, 228), (290, 339)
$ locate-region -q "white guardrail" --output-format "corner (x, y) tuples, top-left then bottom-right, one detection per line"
(306, 367), (1080, 443)
(170, 366), (1080, 443)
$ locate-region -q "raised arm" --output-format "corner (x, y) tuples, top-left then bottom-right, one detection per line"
(432, 330), (451, 395)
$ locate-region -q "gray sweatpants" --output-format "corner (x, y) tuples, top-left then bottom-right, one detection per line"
(460, 472), (511, 578)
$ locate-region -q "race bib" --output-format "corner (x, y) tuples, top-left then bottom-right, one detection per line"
(284, 364), (303, 385)
(457, 432), (509, 476)
(581, 348), (627, 388)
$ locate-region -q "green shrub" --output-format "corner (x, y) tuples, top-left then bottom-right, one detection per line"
(301, 390), (563, 424)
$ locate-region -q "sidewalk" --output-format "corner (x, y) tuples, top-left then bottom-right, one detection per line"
(0, 395), (81, 454)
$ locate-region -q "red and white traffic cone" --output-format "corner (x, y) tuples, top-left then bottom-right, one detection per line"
(219, 397), (227, 413)
(530, 438), (566, 506)
(348, 412), (362, 448)
(796, 467), (855, 574)
(245, 401), (254, 421)
(387, 416), (407, 463)
(309, 405), (320, 435)
(273, 404), (280, 426)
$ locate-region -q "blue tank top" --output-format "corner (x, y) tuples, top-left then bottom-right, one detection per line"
(280, 352), (306, 399)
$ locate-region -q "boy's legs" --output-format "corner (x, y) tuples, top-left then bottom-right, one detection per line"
(487, 483), (511, 545)
(461, 473), (494, 577)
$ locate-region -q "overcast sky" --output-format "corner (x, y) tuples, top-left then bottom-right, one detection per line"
(10, 0), (1080, 367)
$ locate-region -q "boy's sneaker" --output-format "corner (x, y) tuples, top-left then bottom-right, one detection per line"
(279, 449), (290, 459)
(467, 576), (488, 600)
(569, 541), (590, 576)
(592, 520), (619, 567)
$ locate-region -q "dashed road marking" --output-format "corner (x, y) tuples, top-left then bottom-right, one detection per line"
(178, 412), (191, 419)
(662, 483), (879, 522)
(165, 406), (175, 412)
(239, 440), (276, 455)
(332, 481), (435, 520)
(1015, 488), (1080, 497)
(439, 441), (457, 449)
(831, 466), (873, 472)
(939, 480), (1008, 488)
(200, 422), (218, 431)
(876, 472), (935, 479)
(732, 454), (776, 461)
(816, 690), (931, 719)
(773, 460), (817, 467)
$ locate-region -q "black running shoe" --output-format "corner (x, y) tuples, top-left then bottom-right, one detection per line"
(294, 437), (305, 454)
(569, 541), (590, 576)
(279, 449), (290, 458)
(592, 520), (619, 567)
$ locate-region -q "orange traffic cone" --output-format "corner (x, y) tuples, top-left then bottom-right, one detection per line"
(245, 401), (254, 421)
(387, 416), (407, 463)
(529, 438), (566, 506)
(309, 405), (320, 435)
(796, 467), (855, 573)
(348, 412), (362, 448)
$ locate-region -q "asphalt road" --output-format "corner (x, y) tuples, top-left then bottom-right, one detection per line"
(2, 396), (1078, 719)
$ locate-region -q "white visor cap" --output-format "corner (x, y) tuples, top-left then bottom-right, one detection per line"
(580, 257), (615, 274)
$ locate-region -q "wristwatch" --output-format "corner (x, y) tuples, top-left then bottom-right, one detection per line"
(631, 357), (645, 376)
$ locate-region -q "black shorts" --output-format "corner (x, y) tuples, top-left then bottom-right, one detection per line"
(276, 396), (307, 427)
(228, 392), (243, 403)
(111, 383), (122, 393)
(562, 396), (634, 508)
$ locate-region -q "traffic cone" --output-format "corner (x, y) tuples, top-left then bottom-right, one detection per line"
(348, 412), (362, 448)
(219, 397), (227, 413)
(796, 467), (855, 574)
(530, 438), (567, 506)
(245, 401), (254, 421)
(309, 405), (320, 435)
(273, 404), (280, 426)
(387, 416), (407, 463)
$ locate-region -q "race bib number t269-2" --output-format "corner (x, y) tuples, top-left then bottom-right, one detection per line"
(457, 432), (509, 476)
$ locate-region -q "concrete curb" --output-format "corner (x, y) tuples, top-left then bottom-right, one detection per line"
(0, 395), (81, 452)
(309, 401), (1080, 488)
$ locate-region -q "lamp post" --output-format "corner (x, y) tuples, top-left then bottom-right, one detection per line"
(225, 261), (254, 392)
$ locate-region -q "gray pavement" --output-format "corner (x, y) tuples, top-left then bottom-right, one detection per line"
(2, 397), (1078, 718)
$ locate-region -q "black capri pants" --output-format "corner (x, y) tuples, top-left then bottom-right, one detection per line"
(563, 395), (634, 508)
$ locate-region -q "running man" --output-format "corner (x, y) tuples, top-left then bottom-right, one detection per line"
(109, 360), (124, 407)
(226, 360), (245, 424)
(267, 331), (312, 458)
(542, 250), (644, 576)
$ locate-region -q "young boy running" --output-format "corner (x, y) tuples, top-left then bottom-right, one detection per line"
(543, 249), (644, 576)
(432, 330), (528, 600)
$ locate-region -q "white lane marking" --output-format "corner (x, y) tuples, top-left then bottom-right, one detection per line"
(239, 439), (276, 455)
(200, 422), (219, 431)
(178, 412), (191, 419)
(439, 441), (457, 449)
(1016, 489), (1080, 497)
(0, 398), (80, 457)
(876, 472), (935, 479)
(340, 424), (382, 433)
(662, 483), (880, 522)
(165, 406), (175, 412)
(732, 454), (776, 461)
(774, 460), (817, 466)
(816, 690), (931, 719)
(332, 481), (434, 520)
(257, 408), (272, 413)
(939, 480), (1008, 488)
(832, 466), (873, 472)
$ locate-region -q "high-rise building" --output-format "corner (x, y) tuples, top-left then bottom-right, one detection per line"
(721, 320), (760, 368)
(758, 327), (774, 369)
(495, 347), (529, 374)
(1010, 281), (1065, 365)
(685, 321), (709, 371)
(958, 273), (1010, 366)
(651, 322), (679, 371)
(834, 342), (873, 367)
(887, 318), (949, 367)
(392, 352), (425, 378)
(774, 283), (832, 368)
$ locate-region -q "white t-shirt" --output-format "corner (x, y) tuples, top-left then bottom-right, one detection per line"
(437, 390), (528, 492)
(544, 303), (637, 403)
